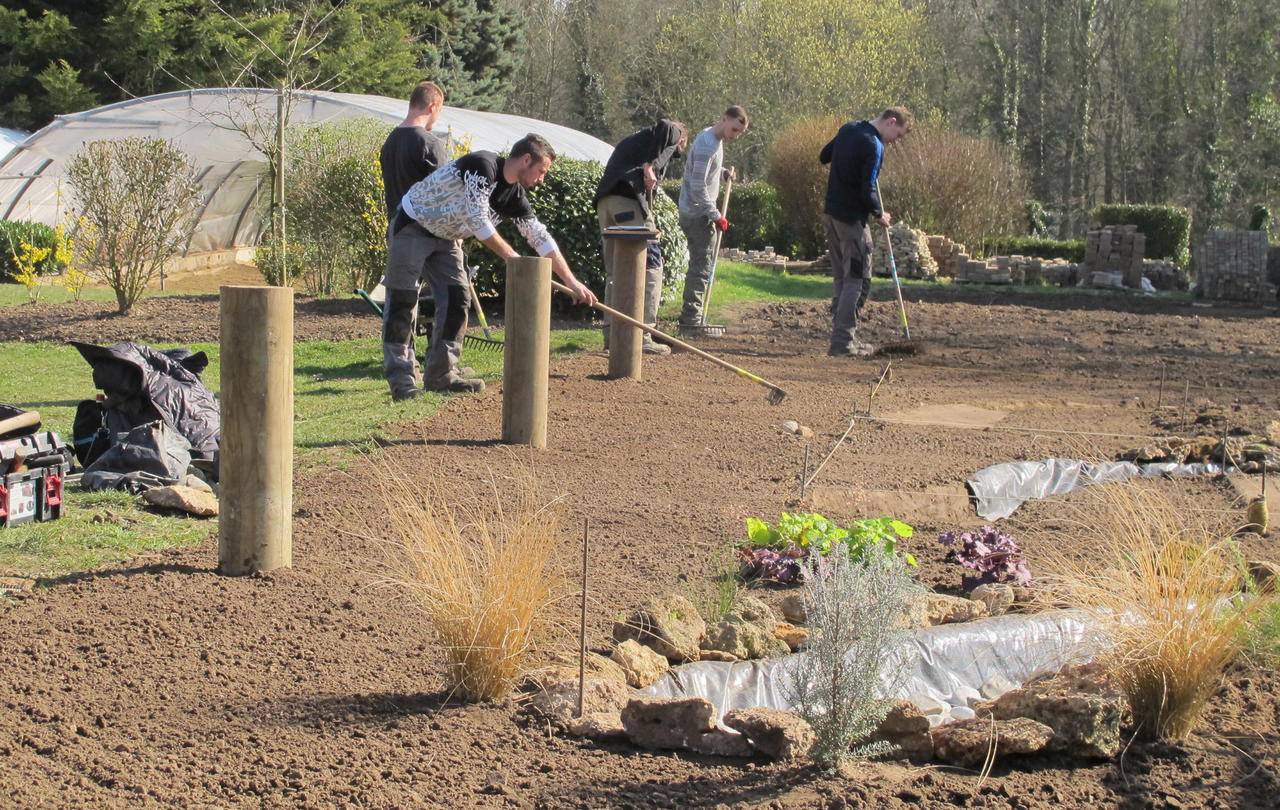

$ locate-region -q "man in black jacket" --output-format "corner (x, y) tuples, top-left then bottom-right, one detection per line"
(378, 81), (448, 400)
(594, 118), (687, 354)
(819, 107), (911, 356)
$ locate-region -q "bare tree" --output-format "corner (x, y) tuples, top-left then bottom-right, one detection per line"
(67, 138), (202, 315)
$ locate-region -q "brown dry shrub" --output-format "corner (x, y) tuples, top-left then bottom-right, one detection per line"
(767, 116), (843, 259)
(767, 120), (1027, 258)
(1033, 483), (1267, 741)
(370, 465), (572, 702)
(880, 127), (1027, 251)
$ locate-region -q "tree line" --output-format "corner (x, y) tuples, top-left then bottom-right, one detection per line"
(3, 0), (1277, 237)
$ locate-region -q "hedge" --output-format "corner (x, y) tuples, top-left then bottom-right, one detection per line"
(469, 156), (688, 315)
(0, 220), (67, 281)
(983, 236), (1084, 263)
(661, 177), (798, 255)
(1092, 204), (1191, 267)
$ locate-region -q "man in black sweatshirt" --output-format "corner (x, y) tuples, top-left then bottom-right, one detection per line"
(819, 107), (911, 356)
(378, 81), (447, 400)
(593, 118), (686, 355)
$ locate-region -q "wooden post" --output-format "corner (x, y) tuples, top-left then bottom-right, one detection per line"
(604, 227), (656, 380)
(502, 256), (551, 448)
(218, 286), (293, 575)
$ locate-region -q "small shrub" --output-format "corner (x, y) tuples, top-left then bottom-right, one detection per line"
(767, 116), (842, 260)
(1248, 203), (1271, 234)
(374, 467), (571, 702)
(0, 220), (66, 280)
(469, 156), (688, 315)
(983, 236), (1085, 262)
(784, 545), (924, 770)
(66, 137), (202, 315)
(881, 127), (1028, 252)
(1038, 484), (1266, 741)
(719, 180), (792, 255)
(1092, 204), (1191, 268)
(285, 119), (390, 294)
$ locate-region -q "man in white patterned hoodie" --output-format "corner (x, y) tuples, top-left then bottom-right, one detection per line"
(386, 133), (597, 397)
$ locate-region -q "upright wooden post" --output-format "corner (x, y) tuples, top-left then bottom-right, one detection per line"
(218, 285), (293, 575)
(502, 256), (551, 448)
(604, 227), (656, 380)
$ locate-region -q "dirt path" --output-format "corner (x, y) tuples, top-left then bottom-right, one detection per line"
(1, 290), (1277, 808)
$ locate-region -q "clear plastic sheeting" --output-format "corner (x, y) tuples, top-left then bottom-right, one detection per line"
(643, 610), (1100, 725)
(0, 89), (614, 252)
(967, 457), (1226, 520)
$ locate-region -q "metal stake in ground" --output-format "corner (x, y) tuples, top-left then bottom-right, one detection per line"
(1156, 361), (1166, 410)
(577, 517), (589, 719)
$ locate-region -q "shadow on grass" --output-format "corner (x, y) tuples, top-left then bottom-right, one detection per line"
(39, 561), (213, 588)
(295, 359), (382, 379)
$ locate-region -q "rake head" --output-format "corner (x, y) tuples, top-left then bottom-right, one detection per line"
(766, 386), (788, 406)
(462, 333), (504, 353)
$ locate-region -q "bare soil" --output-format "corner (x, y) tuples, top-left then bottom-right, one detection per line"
(2, 285), (1278, 808)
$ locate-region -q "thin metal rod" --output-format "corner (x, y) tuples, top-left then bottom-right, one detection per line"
(1221, 428), (1229, 472)
(1181, 380), (1190, 434)
(799, 444), (811, 500)
(576, 517), (589, 719)
(1155, 362), (1166, 410)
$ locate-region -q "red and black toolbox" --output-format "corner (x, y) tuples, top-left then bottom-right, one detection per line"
(1, 427), (73, 529)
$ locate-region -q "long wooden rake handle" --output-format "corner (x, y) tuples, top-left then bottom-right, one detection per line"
(550, 280), (788, 404)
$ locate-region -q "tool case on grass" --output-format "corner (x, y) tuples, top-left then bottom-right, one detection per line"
(0, 405), (73, 528)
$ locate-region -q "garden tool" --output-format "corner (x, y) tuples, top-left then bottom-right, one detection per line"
(464, 275), (503, 353)
(689, 169), (734, 338)
(870, 179), (926, 358)
(551, 280), (788, 405)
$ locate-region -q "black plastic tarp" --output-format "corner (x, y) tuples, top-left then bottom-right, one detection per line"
(71, 341), (220, 462)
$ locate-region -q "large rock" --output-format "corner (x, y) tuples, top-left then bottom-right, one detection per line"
(141, 485), (218, 517)
(968, 583), (1015, 617)
(687, 729), (755, 757)
(564, 711), (627, 742)
(610, 639), (670, 688)
(525, 675), (629, 725)
(702, 596), (790, 660)
(869, 700), (933, 761)
(622, 697), (716, 750)
(975, 663), (1124, 760)
(931, 717), (1054, 768)
(613, 594), (706, 662)
(905, 593), (988, 627)
(773, 622), (809, 652)
(723, 708), (815, 761)
(780, 594), (807, 625)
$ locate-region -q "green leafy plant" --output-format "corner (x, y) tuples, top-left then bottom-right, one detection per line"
(983, 236), (1085, 263)
(0, 220), (67, 281)
(740, 512), (917, 583)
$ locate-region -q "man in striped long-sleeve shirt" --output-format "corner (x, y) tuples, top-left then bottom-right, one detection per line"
(385, 133), (597, 398)
(677, 106), (749, 331)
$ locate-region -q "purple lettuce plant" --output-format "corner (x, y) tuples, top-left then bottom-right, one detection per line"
(938, 525), (1032, 589)
(738, 547), (805, 584)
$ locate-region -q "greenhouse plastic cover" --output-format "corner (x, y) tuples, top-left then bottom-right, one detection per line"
(0, 128), (27, 162)
(0, 89), (613, 254)
(643, 610), (1099, 723)
(967, 457), (1226, 520)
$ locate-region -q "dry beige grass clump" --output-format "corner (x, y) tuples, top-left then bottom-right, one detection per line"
(1034, 483), (1268, 741)
(371, 465), (572, 702)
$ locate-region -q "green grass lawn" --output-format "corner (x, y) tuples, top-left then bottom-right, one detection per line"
(0, 281), (122, 307)
(0, 327), (600, 579)
(658, 260), (831, 321)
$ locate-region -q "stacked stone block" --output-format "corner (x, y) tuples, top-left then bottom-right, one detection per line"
(1083, 225), (1146, 288)
(1195, 229), (1275, 301)
(926, 235), (967, 278)
(871, 224), (939, 279)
